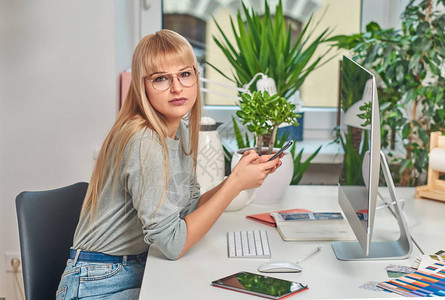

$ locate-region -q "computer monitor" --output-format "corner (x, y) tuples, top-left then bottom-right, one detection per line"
(331, 56), (413, 261)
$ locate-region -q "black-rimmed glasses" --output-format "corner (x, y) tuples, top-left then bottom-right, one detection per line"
(145, 68), (198, 91)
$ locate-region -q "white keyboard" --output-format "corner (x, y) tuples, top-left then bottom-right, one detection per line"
(227, 230), (271, 258)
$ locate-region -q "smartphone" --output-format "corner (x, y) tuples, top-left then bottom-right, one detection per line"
(267, 140), (294, 162)
(211, 271), (308, 299)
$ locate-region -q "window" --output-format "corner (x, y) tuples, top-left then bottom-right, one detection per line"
(162, 0), (361, 108)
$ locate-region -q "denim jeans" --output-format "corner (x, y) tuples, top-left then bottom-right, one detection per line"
(56, 258), (146, 300)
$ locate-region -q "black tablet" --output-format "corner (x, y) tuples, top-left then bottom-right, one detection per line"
(211, 271), (308, 299)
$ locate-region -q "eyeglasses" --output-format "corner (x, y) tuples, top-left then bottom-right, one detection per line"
(145, 68), (198, 91)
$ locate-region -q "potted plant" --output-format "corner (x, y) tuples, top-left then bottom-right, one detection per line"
(209, 0), (333, 150)
(236, 91), (299, 154)
(329, 0), (445, 186)
(231, 91), (306, 205)
(209, 0), (330, 204)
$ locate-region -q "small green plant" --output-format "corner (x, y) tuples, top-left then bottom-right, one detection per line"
(236, 91), (299, 154)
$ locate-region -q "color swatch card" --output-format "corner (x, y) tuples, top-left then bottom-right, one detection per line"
(377, 261), (445, 297)
(412, 249), (445, 270)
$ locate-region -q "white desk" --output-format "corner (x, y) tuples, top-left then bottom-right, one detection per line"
(140, 185), (443, 299)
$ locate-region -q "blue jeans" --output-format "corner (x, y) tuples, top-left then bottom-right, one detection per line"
(56, 257), (146, 300)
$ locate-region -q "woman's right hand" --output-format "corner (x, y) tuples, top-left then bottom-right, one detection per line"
(228, 150), (280, 192)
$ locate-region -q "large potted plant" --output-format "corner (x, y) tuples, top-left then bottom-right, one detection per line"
(329, 0), (445, 186)
(210, 0), (331, 203)
(210, 0), (332, 100)
(210, 0), (332, 150)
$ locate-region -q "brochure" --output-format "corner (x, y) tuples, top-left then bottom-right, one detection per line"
(270, 211), (355, 241)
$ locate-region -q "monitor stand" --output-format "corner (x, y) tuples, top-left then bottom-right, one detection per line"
(331, 151), (413, 261)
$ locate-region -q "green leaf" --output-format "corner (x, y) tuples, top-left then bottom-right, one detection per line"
(366, 21), (382, 32)
(291, 145), (322, 185)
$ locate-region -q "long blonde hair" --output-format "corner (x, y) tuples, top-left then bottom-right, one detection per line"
(81, 29), (201, 216)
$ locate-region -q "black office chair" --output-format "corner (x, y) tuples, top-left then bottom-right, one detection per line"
(16, 182), (88, 300)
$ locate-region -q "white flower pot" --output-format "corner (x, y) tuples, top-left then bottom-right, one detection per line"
(231, 148), (294, 204)
(225, 188), (257, 212)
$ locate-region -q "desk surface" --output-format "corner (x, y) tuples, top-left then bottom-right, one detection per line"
(140, 185), (443, 299)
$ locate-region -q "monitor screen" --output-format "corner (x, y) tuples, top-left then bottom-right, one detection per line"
(336, 56), (380, 256)
(332, 56), (411, 261)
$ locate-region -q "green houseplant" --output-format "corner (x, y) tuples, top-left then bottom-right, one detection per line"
(330, 0), (445, 186)
(237, 91), (299, 154)
(210, 0), (333, 152)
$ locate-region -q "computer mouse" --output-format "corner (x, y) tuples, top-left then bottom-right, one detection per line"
(257, 261), (303, 273)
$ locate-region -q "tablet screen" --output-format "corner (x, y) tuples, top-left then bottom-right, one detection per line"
(212, 271), (308, 299)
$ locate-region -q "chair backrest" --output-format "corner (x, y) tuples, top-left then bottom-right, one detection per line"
(16, 182), (88, 300)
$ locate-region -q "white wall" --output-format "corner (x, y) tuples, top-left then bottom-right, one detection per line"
(0, 0), (163, 299)
(362, 0), (409, 30)
(141, 0), (163, 38)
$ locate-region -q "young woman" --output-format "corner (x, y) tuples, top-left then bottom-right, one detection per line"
(56, 29), (282, 300)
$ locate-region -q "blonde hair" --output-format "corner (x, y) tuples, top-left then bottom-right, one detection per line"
(81, 29), (201, 217)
